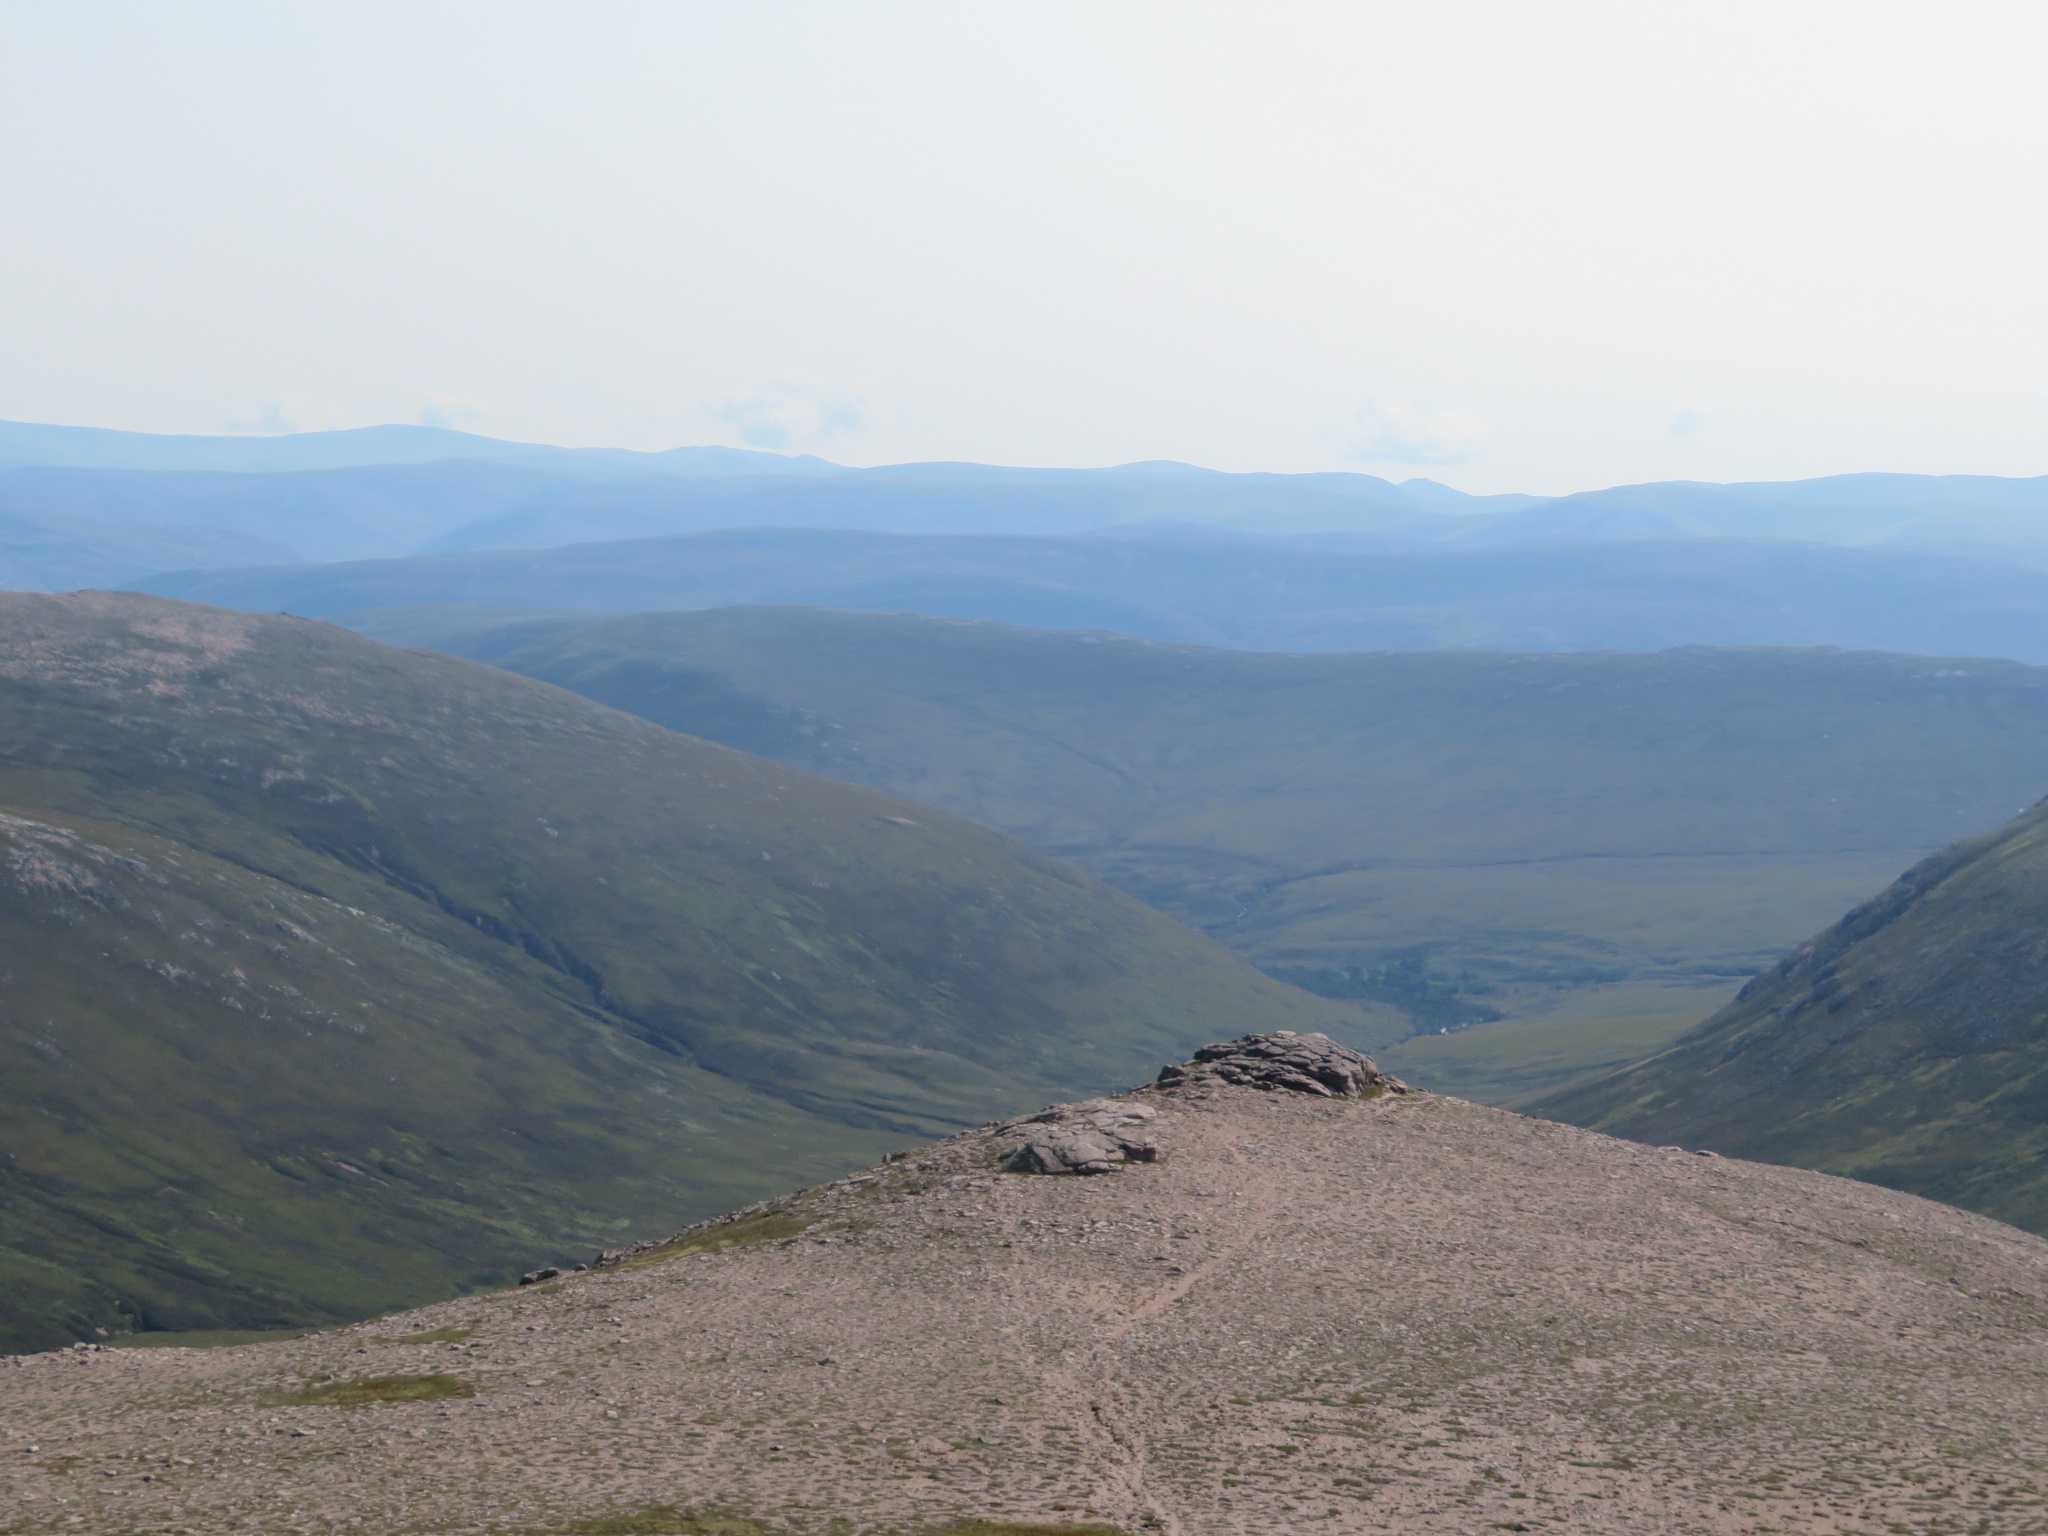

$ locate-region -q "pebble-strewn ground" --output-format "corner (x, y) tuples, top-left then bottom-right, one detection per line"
(6, 1084), (2048, 1535)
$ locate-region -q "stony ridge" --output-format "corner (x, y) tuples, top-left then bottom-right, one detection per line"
(8, 1036), (2048, 1535)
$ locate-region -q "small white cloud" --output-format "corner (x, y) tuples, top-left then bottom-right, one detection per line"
(222, 399), (301, 436)
(1670, 406), (1708, 437)
(706, 380), (864, 452)
(1337, 400), (1486, 466)
(419, 393), (489, 432)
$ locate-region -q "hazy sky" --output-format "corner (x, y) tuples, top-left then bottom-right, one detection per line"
(2, 1), (2044, 492)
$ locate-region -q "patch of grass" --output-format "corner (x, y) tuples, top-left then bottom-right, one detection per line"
(618, 1212), (818, 1270)
(921, 1524), (1131, 1536)
(274, 1372), (475, 1407)
(107, 1326), (323, 1350)
(390, 1326), (474, 1344)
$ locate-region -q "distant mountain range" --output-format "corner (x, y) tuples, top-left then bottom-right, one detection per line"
(135, 527), (2048, 663)
(0, 418), (2046, 665)
(0, 417), (840, 478)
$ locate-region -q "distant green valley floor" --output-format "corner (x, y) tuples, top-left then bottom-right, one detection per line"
(1377, 977), (1744, 1105)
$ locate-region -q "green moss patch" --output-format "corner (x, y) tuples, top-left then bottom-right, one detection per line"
(617, 1212), (818, 1271)
(276, 1372), (474, 1407)
(529, 1509), (768, 1535)
(390, 1325), (475, 1344)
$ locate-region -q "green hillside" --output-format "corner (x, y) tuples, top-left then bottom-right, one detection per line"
(356, 603), (2048, 1090)
(1529, 799), (2048, 1235)
(0, 593), (1355, 1352)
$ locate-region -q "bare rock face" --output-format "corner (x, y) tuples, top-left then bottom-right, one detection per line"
(997, 1098), (1160, 1175)
(1156, 1029), (1401, 1098)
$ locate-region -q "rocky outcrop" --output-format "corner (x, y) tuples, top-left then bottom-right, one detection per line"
(996, 1098), (1160, 1175)
(995, 1032), (1402, 1176)
(1155, 1030), (1402, 1098)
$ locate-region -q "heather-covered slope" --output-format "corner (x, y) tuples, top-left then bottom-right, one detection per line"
(0, 593), (1351, 1351)
(1533, 799), (2048, 1235)
(9, 1055), (2048, 1535)
(362, 606), (2048, 1063)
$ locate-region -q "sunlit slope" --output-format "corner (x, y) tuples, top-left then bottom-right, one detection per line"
(0, 593), (1350, 1351)
(1532, 799), (2048, 1234)
(379, 604), (2048, 1032)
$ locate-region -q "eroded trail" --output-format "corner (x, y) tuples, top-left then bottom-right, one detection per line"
(1043, 1104), (1315, 1536)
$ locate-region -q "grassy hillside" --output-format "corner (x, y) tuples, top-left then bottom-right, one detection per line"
(133, 526), (2048, 661)
(1530, 798), (2048, 1235)
(0, 593), (1354, 1352)
(357, 606), (2048, 1071)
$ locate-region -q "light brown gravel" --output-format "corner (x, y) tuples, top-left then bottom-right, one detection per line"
(5, 1084), (2048, 1535)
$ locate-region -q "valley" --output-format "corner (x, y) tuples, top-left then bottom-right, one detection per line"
(334, 604), (2048, 1096)
(15, 11), (2048, 1527)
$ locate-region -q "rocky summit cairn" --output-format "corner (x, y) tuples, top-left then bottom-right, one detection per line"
(998, 1031), (1402, 1176)
(1155, 1028), (1401, 1098)
(995, 1098), (1160, 1175)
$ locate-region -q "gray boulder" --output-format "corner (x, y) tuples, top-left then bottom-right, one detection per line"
(1155, 1030), (1402, 1098)
(997, 1098), (1160, 1175)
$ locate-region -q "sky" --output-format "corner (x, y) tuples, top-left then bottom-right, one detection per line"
(1, 0), (2044, 494)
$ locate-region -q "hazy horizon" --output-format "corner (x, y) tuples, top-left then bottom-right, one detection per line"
(4, 2), (2044, 494)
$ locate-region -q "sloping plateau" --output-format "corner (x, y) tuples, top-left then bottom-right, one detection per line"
(6, 1043), (2047, 1535)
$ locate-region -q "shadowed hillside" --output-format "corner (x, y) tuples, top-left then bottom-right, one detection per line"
(0, 593), (1354, 1352)
(1532, 796), (2048, 1236)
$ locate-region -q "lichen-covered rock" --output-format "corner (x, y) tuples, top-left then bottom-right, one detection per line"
(997, 1098), (1159, 1175)
(1155, 1030), (1402, 1098)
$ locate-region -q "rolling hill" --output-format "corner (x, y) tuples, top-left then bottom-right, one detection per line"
(132, 526), (2048, 660)
(0, 460), (585, 566)
(0, 504), (296, 591)
(10, 1041), (2048, 1533)
(1532, 794), (2048, 1236)
(343, 604), (2048, 1098)
(1448, 471), (2048, 568)
(0, 592), (1354, 1353)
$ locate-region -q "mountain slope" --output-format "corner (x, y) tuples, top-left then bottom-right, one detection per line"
(355, 605), (2048, 1070)
(0, 593), (1353, 1352)
(9, 1049), (2048, 1534)
(1531, 798), (2048, 1235)
(133, 527), (2048, 660)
